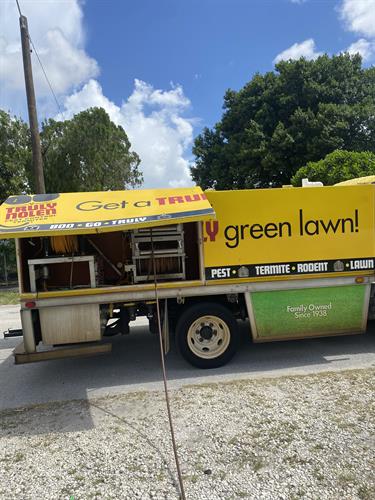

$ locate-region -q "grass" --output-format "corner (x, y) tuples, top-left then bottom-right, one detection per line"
(0, 290), (19, 305)
(358, 485), (375, 500)
(13, 452), (25, 463)
(252, 457), (265, 472)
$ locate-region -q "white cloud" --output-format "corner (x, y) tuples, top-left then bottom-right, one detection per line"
(60, 79), (195, 189)
(289, 0), (307, 4)
(340, 0), (375, 38)
(56, 80), (121, 122)
(0, 0), (197, 189)
(273, 39), (322, 63)
(0, 0), (98, 103)
(345, 38), (375, 61)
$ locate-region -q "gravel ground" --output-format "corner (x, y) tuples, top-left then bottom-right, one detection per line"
(0, 369), (374, 500)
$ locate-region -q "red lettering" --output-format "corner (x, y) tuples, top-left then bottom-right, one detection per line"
(205, 221), (219, 242)
(168, 196), (184, 204)
(4, 202), (57, 222)
(184, 194), (201, 202)
(156, 195), (206, 205)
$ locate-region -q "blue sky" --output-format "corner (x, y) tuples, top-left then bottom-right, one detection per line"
(0, 0), (374, 187)
(84, 0), (346, 129)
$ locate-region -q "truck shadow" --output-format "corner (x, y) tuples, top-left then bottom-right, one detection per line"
(1, 320), (374, 437)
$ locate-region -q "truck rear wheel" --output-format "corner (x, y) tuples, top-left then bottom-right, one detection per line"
(175, 302), (239, 368)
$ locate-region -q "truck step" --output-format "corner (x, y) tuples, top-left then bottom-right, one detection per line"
(13, 341), (112, 364)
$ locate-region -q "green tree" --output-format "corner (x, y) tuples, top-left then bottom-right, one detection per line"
(291, 150), (375, 186)
(0, 240), (17, 284)
(41, 107), (142, 193)
(0, 110), (30, 203)
(0, 107), (142, 197)
(192, 54), (375, 189)
(0, 111), (30, 285)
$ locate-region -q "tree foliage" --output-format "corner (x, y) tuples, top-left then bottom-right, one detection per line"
(0, 111), (30, 281)
(0, 107), (142, 200)
(192, 54), (375, 189)
(291, 150), (375, 186)
(0, 110), (30, 203)
(41, 107), (142, 193)
(0, 239), (17, 283)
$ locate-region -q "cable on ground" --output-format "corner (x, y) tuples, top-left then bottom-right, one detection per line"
(150, 228), (186, 500)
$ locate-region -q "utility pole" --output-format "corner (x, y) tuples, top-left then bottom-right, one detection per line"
(19, 14), (46, 194)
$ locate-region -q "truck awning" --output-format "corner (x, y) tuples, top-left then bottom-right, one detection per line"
(0, 187), (215, 239)
(335, 176), (375, 186)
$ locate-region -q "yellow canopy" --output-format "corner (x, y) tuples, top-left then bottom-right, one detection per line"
(335, 176), (375, 186)
(0, 187), (215, 239)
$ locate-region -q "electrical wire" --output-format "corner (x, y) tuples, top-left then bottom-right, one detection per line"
(15, 0), (21, 16)
(29, 37), (64, 117)
(69, 252), (74, 289)
(150, 228), (186, 500)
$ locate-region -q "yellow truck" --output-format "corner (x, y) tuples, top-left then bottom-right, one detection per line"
(0, 183), (374, 368)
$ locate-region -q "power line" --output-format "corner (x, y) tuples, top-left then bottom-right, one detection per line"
(15, 0), (21, 16)
(28, 37), (64, 116)
(15, 0), (65, 118)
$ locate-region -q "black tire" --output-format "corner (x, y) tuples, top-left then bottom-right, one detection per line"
(175, 302), (239, 369)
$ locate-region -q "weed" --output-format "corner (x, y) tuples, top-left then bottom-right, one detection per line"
(253, 457), (265, 472)
(290, 489), (306, 499)
(358, 485), (375, 500)
(311, 443), (324, 451)
(14, 452), (24, 463)
(312, 468), (325, 482)
(338, 470), (356, 484)
(0, 291), (19, 305)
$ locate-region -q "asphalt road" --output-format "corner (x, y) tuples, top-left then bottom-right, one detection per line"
(1, 305), (375, 411)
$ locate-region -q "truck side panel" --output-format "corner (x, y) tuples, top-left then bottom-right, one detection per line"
(245, 283), (370, 341)
(204, 185), (374, 282)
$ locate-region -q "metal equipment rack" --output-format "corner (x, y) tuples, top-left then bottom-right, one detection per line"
(28, 255), (97, 292)
(131, 224), (186, 283)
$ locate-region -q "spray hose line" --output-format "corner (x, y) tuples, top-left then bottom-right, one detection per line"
(150, 228), (187, 500)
